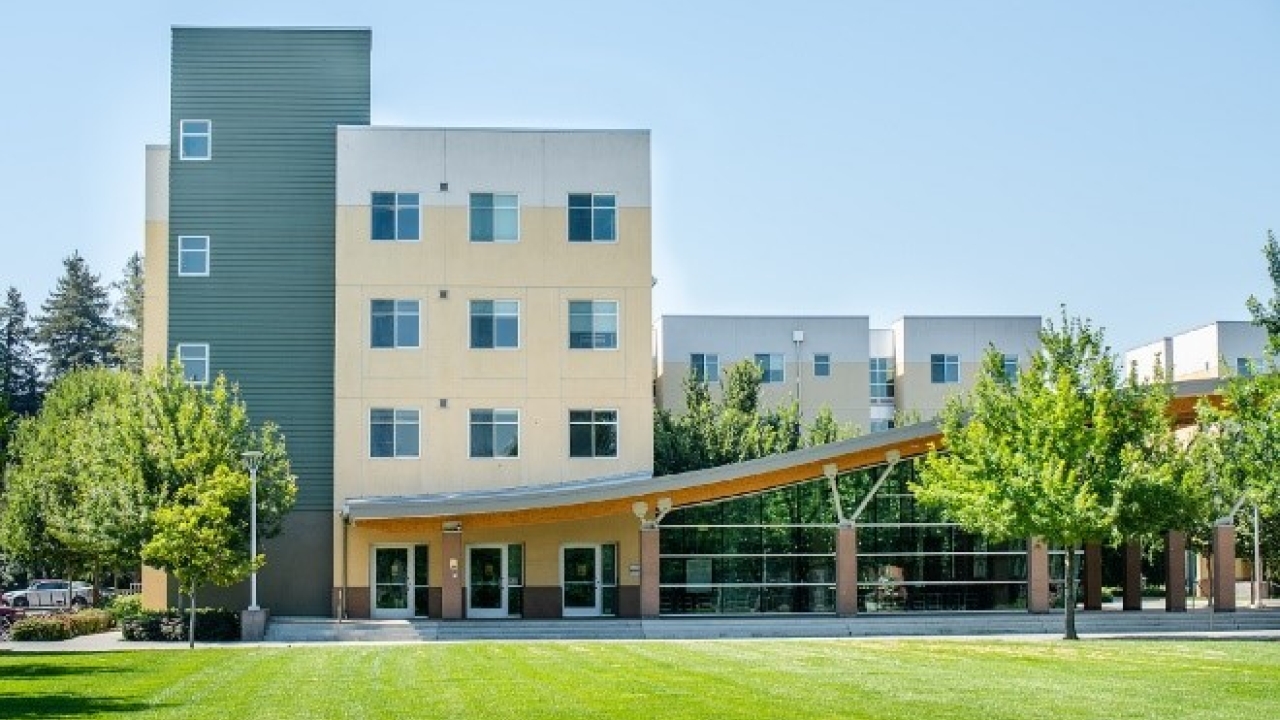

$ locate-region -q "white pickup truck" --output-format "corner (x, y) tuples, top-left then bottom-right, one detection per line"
(1, 579), (95, 609)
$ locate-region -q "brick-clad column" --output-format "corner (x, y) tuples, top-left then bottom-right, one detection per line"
(1028, 538), (1050, 613)
(836, 523), (858, 616)
(441, 529), (463, 620)
(1164, 531), (1187, 612)
(1212, 523), (1236, 612)
(1083, 542), (1103, 610)
(640, 526), (661, 618)
(1123, 540), (1143, 611)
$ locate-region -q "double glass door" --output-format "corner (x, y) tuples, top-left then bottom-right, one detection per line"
(468, 544), (523, 618)
(372, 544), (428, 619)
(562, 544), (617, 617)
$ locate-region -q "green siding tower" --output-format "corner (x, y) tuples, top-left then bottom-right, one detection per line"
(169, 27), (371, 614)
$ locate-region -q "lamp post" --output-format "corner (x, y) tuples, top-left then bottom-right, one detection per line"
(242, 450), (264, 611)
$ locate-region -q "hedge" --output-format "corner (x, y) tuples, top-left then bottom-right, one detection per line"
(10, 609), (114, 641)
(121, 608), (241, 642)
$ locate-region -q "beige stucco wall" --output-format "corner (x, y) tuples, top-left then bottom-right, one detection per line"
(334, 128), (653, 510)
(142, 145), (169, 371)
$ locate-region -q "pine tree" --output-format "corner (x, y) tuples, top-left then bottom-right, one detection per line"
(113, 252), (145, 373)
(36, 252), (117, 381)
(0, 286), (43, 415)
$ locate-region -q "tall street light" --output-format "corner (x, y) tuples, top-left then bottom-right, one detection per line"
(242, 450), (264, 611)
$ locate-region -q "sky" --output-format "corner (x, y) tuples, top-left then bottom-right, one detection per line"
(1, 1), (1277, 354)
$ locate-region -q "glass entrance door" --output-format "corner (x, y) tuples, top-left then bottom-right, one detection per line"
(468, 545), (507, 618)
(372, 546), (411, 619)
(562, 545), (601, 616)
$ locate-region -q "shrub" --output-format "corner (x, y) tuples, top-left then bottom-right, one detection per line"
(121, 608), (241, 642)
(107, 593), (144, 623)
(66, 609), (113, 636)
(11, 616), (71, 641)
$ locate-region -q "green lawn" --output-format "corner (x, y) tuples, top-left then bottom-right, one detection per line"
(1, 639), (1276, 719)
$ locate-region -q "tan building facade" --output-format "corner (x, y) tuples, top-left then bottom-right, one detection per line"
(1125, 320), (1270, 382)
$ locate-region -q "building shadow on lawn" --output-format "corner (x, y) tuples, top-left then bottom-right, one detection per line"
(0, 694), (161, 718)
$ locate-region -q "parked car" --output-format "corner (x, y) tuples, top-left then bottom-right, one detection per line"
(1, 579), (94, 609)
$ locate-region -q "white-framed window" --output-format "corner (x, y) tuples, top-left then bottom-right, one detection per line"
(870, 418), (895, 433)
(931, 354), (959, 384)
(179, 120), (211, 161)
(176, 343), (209, 385)
(813, 353), (831, 377)
(178, 236), (209, 276)
(370, 300), (420, 349)
(691, 353), (720, 383)
(371, 192), (420, 241)
(754, 353), (784, 383)
(870, 357), (895, 404)
(469, 193), (519, 242)
(568, 300), (619, 349)
(568, 193), (617, 242)
(470, 300), (519, 349)
(1002, 354), (1019, 383)
(470, 409), (520, 458)
(370, 408), (420, 458)
(569, 409), (618, 458)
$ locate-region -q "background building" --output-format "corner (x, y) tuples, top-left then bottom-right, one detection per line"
(1126, 320), (1270, 382)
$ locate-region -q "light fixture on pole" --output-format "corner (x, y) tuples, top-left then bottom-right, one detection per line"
(242, 450), (264, 611)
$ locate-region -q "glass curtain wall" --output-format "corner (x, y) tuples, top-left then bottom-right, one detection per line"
(658, 459), (1028, 614)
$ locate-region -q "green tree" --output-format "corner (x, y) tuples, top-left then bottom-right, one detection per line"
(1246, 229), (1280, 351)
(142, 466), (257, 648)
(0, 286), (43, 416)
(36, 253), (117, 381)
(914, 313), (1202, 639)
(112, 253), (145, 373)
(654, 359), (858, 476)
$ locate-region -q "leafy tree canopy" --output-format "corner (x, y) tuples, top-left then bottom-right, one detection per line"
(1246, 229), (1280, 352)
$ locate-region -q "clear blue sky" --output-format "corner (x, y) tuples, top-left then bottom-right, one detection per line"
(2, 1), (1277, 353)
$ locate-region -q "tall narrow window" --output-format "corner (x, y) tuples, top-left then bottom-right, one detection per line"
(179, 120), (211, 160)
(568, 193), (617, 242)
(176, 344), (209, 385)
(370, 300), (420, 349)
(690, 353), (720, 382)
(178, 236), (209, 276)
(371, 192), (420, 241)
(754, 353), (784, 383)
(930, 354), (959, 384)
(569, 410), (618, 458)
(470, 300), (520, 349)
(470, 409), (520, 458)
(813, 353), (831, 377)
(370, 408), (420, 458)
(1236, 357), (1254, 377)
(870, 357), (895, 404)
(568, 301), (619, 349)
(470, 193), (519, 242)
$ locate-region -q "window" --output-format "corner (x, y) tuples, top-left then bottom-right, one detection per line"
(470, 300), (519, 349)
(370, 300), (420, 349)
(870, 418), (895, 433)
(469, 193), (519, 242)
(930, 354), (959, 384)
(569, 410), (618, 458)
(1236, 357), (1254, 377)
(371, 192), (420, 241)
(178, 236), (209, 276)
(179, 120), (211, 160)
(370, 408), (420, 458)
(568, 193), (617, 242)
(813, 353), (831, 377)
(1002, 354), (1019, 383)
(176, 343), (209, 385)
(470, 409), (519, 458)
(568, 301), (619, 349)
(870, 357), (895, 404)
(754, 353), (784, 383)
(690, 353), (720, 382)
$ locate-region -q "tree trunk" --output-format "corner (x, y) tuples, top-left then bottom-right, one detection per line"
(188, 589), (197, 649)
(1063, 545), (1079, 640)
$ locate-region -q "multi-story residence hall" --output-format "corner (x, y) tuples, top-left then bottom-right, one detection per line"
(144, 28), (1229, 621)
(1126, 321), (1270, 383)
(654, 315), (1043, 431)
